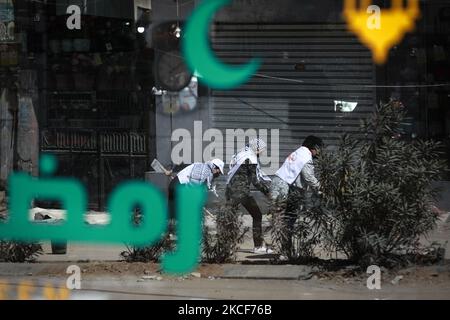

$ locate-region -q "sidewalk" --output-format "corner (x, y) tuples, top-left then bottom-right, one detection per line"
(35, 207), (450, 265)
(0, 262), (314, 281)
(16, 209), (445, 282)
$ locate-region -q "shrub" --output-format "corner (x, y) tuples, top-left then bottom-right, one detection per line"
(201, 206), (248, 263)
(316, 100), (447, 267)
(279, 100), (447, 267)
(120, 209), (173, 262)
(0, 204), (43, 263)
(0, 241), (43, 263)
(121, 236), (173, 263)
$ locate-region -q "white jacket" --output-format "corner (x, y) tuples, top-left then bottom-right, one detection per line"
(276, 146), (313, 185)
(227, 147), (271, 185)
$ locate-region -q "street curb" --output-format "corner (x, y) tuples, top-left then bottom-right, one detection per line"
(0, 262), (316, 281)
(0, 262), (69, 277)
(220, 264), (314, 280)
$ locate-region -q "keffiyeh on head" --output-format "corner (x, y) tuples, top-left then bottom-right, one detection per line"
(249, 138), (266, 153)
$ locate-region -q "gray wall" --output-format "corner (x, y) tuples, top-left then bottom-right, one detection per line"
(155, 95), (211, 167)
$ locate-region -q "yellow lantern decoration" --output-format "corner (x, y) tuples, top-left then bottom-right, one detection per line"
(343, 0), (420, 64)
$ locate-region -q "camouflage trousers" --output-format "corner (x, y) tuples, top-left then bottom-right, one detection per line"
(269, 176), (305, 257)
(224, 186), (264, 248)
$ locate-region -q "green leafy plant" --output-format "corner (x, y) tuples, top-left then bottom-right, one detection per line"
(0, 202), (43, 263)
(316, 100), (447, 267)
(0, 241), (43, 263)
(201, 206), (248, 263)
(278, 100), (447, 267)
(120, 209), (174, 262)
(121, 236), (173, 263)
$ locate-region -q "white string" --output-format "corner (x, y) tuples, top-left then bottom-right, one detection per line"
(361, 83), (450, 88)
(255, 73), (450, 89)
(149, 50), (450, 89)
(254, 73), (304, 84)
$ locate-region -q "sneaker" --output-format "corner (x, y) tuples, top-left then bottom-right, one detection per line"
(169, 233), (178, 241)
(253, 246), (274, 254)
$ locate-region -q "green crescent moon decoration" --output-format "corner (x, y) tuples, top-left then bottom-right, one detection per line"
(182, 0), (261, 90)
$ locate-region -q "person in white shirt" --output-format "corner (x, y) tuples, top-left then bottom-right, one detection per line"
(174, 159), (224, 190)
(270, 136), (323, 260)
(168, 159), (224, 220)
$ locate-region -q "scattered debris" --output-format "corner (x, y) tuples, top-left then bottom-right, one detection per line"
(391, 275), (404, 285)
(191, 272), (201, 278)
(140, 275), (163, 281)
(299, 273), (314, 281)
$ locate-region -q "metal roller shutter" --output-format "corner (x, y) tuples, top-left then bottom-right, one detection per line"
(210, 23), (376, 162)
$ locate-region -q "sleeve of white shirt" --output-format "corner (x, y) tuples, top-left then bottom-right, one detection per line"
(206, 173), (213, 190)
(301, 161), (320, 190)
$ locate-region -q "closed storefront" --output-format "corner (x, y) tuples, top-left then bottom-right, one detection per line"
(210, 22), (375, 160)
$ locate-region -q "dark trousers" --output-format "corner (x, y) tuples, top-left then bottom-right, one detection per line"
(168, 176), (180, 222)
(226, 193), (264, 248)
(281, 187), (304, 255)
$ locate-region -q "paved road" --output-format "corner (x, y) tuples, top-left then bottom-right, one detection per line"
(2, 275), (450, 300)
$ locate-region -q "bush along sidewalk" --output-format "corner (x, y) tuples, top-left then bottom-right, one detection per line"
(120, 209), (174, 262)
(0, 241), (43, 263)
(278, 100), (447, 268)
(202, 205), (249, 264)
(121, 206), (249, 264)
(0, 201), (43, 263)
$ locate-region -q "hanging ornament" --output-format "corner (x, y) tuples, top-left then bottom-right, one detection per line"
(343, 0), (420, 64)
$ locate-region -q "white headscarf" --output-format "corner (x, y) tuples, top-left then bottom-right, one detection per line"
(249, 138), (266, 154)
(227, 138), (271, 184)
